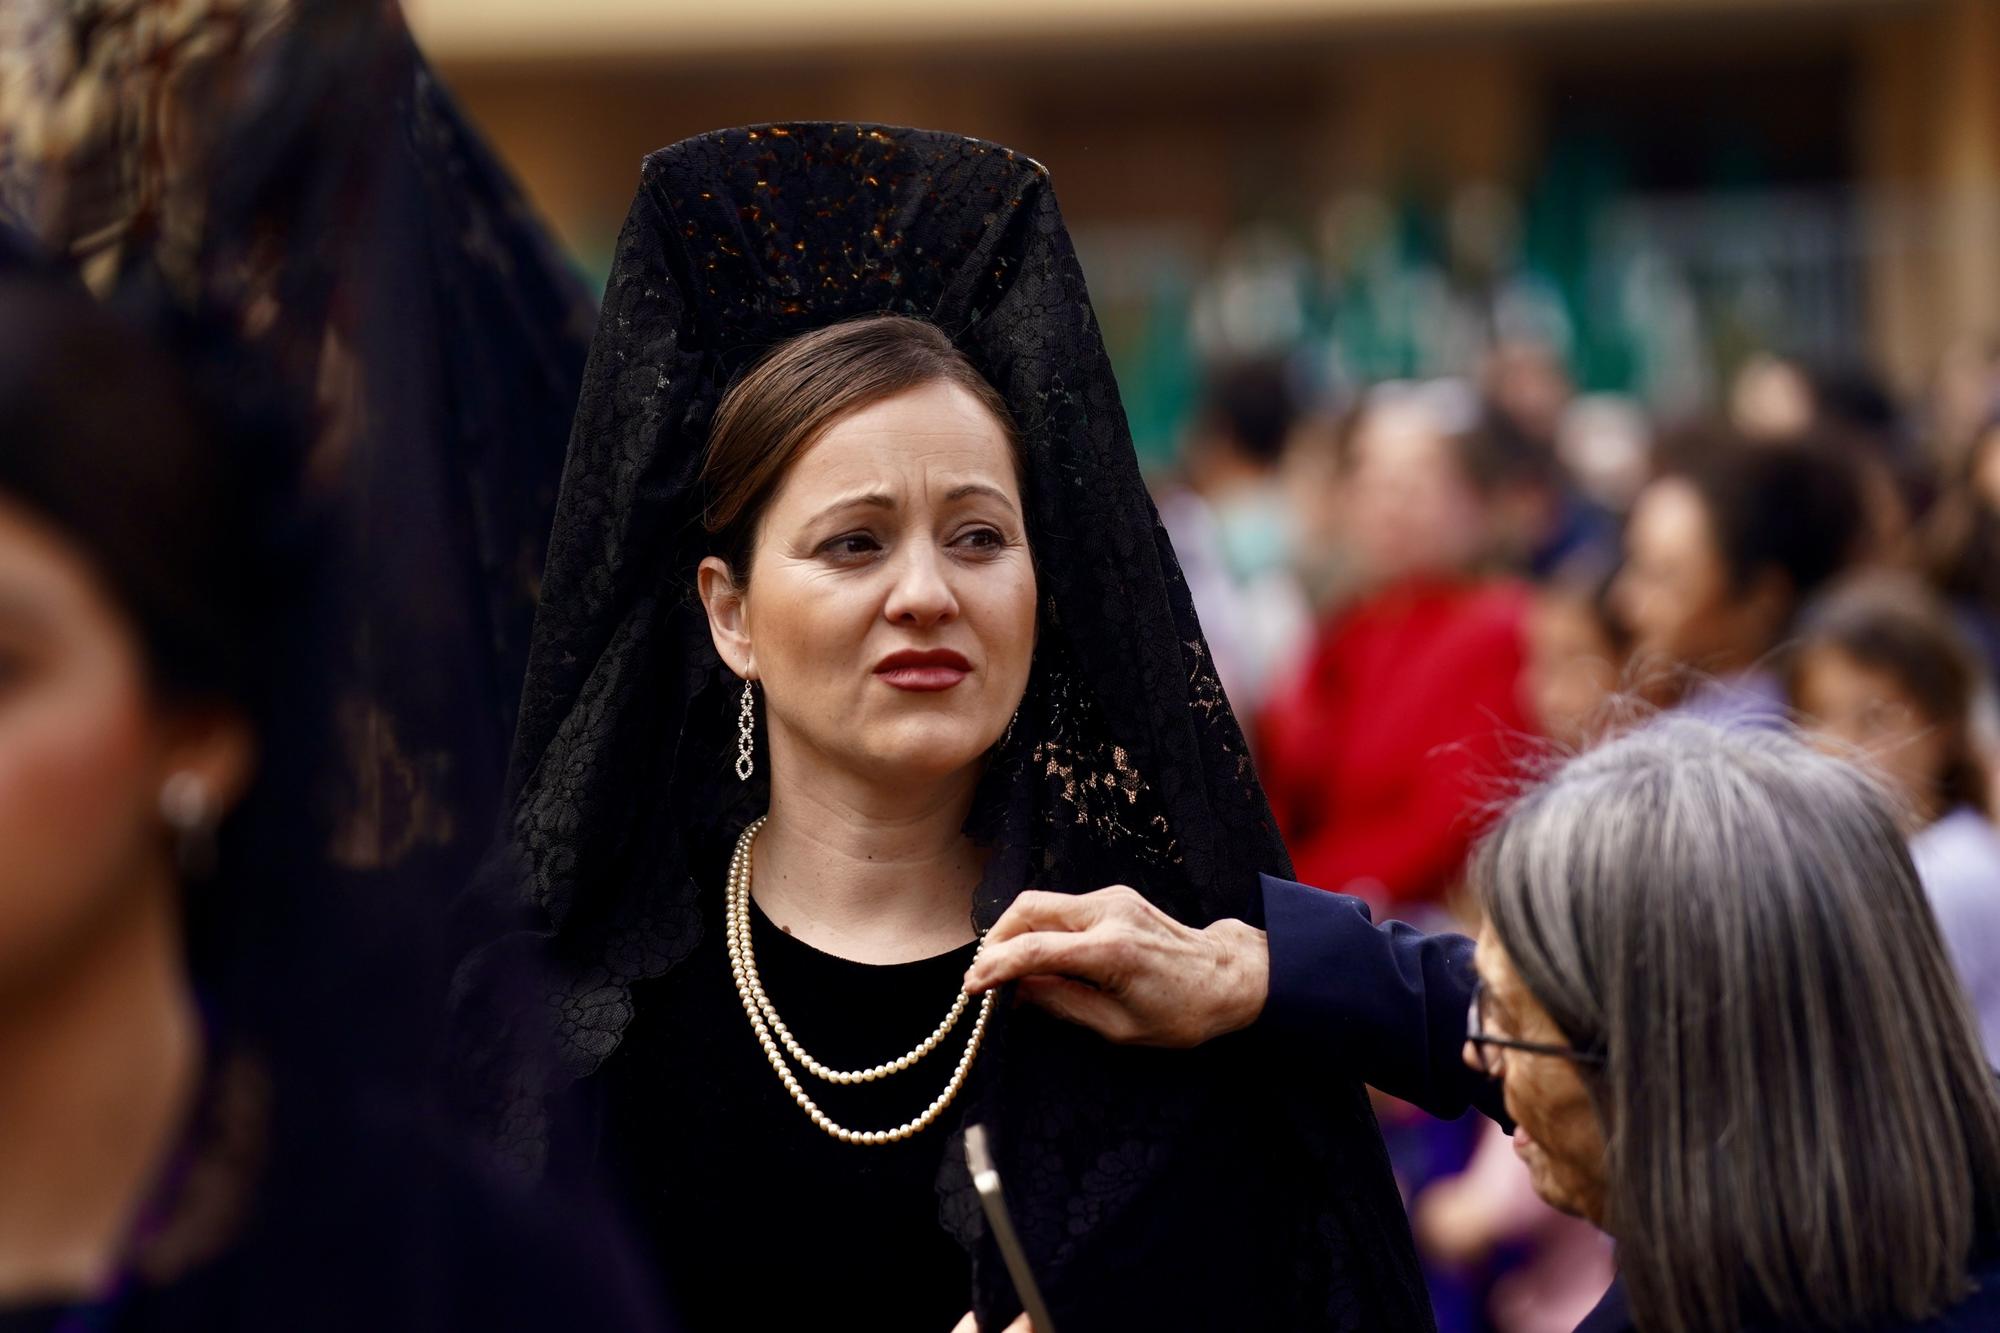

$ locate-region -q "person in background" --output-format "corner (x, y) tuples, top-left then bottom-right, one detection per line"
(1523, 575), (1631, 751)
(1479, 339), (1619, 583)
(1789, 575), (2000, 1062)
(1154, 359), (1313, 715)
(1924, 416), (2000, 683)
(1258, 379), (1533, 912)
(1612, 433), (1864, 724)
(1730, 354), (1918, 569)
(0, 257), (660, 1332)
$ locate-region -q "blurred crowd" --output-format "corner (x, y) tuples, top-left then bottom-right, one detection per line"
(1158, 324), (2000, 1331)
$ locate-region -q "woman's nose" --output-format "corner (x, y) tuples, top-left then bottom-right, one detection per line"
(883, 542), (959, 626)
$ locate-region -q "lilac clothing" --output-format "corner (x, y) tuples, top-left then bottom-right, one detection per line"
(1674, 671), (1788, 729)
(1910, 806), (2000, 1064)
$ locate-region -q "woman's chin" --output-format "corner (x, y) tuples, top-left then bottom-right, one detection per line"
(1515, 1132), (1596, 1221)
(847, 729), (999, 787)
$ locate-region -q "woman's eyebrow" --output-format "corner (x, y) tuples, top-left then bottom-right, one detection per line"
(802, 492), (895, 527)
(942, 482), (1016, 507)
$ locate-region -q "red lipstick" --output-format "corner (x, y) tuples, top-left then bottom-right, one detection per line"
(874, 648), (973, 692)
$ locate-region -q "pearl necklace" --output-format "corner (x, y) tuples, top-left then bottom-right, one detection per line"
(724, 816), (994, 1145)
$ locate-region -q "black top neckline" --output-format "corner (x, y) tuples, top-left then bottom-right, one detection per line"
(744, 891), (980, 973)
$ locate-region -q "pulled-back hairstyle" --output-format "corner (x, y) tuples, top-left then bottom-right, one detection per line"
(699, 313), (1020, 581)
(1476, 719), (2000, 1332)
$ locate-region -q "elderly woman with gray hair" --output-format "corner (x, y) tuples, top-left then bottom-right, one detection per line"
(969, 718), (2000, 1331)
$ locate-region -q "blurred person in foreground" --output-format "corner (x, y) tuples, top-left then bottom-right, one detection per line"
(1790, 575), (2000, 1061)
(970, 720), (2000, 1332)
(0, 258), (659, 1331)
(1153, 359), (1313, 715)
(1257, 380), (1533, 912)
(1612, 433), (1864, 724)
(1, 0), (595, 1006)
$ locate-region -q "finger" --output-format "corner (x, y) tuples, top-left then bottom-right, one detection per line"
(966, 929), (1115, 994)
(1005, 1316), (1034, 1332)
(1016, 974), (1138, 1042)
(948, 1312), (978, 1333)
(982, 889), (1106, 949)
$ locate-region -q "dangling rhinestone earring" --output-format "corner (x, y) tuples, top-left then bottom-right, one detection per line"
(735, 679), (756, 782)
(1001, 705), (1020, 749)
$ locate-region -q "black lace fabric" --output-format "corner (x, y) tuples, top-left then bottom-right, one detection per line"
(460, 123), (1432, 1329)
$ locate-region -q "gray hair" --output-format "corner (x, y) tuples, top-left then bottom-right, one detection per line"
(1476, 718), (2000, 1332)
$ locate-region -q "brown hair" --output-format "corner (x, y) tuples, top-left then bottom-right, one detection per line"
(1789, 574), (1991, 814)
(699, 314), (1020, 580)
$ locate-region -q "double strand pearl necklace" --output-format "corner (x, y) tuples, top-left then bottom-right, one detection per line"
(724, 816), (994, 1145)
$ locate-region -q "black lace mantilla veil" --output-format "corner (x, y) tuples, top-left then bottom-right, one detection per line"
(471, 123), (1431, 1329)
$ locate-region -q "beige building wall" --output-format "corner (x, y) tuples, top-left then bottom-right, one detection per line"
(431, 0), (2000, 395)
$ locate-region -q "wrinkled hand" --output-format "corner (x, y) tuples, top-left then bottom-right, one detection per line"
(949, 1313), (1031, 1332)
(962, 886), (1268, 1047)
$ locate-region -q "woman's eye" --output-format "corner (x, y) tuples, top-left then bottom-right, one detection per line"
(819, 533), (882, 560)
(953, 527), (1005, 551)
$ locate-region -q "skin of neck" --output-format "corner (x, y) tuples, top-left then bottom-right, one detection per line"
(0, 859), (203, 1302)
(751, 723), (986, 964)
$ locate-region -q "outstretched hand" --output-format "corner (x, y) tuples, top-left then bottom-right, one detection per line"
(962, 886), (1269, 1048)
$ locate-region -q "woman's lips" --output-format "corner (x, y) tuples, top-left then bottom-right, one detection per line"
(874, 649), (972, 692)
(876, 665), (968, 691)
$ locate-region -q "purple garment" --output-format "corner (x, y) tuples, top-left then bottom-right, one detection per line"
(1911, 807), (2000, 1065)
(1674, 671), (1789, 729)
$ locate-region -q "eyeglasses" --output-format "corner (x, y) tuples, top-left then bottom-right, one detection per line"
(1465, 978), (1606, 1077)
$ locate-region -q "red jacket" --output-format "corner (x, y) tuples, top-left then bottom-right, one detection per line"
(1257, 577), (1533, 908)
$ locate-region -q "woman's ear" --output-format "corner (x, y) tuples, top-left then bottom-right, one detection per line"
(159, 704), (258, 823)
(698, 556), (755, 680)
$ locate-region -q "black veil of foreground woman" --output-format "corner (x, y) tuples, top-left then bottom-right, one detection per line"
(455, 124), (1430, 1332)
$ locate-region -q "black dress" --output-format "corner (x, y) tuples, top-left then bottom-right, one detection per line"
(601, 874), (978, 1329)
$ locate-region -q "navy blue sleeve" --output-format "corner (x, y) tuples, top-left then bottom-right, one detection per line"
(1258, 873), (1508, 1125)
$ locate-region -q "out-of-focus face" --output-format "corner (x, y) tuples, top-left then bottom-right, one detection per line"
(0, 499), (176, 998)
(1613, 477), (1774, 679)
(1730, 355), (1815, 440)
(1342, 399), (1487, 584)
(1972, 427), (2000, 514)
(701, 380), (1038, 790)
(1525, 593), (1623, 749)
(1794, 645), (1949, 823)
(1467, 925), (1609, 1224)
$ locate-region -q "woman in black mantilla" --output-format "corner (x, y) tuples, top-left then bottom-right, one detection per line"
(460, 124), (1430, 1331)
